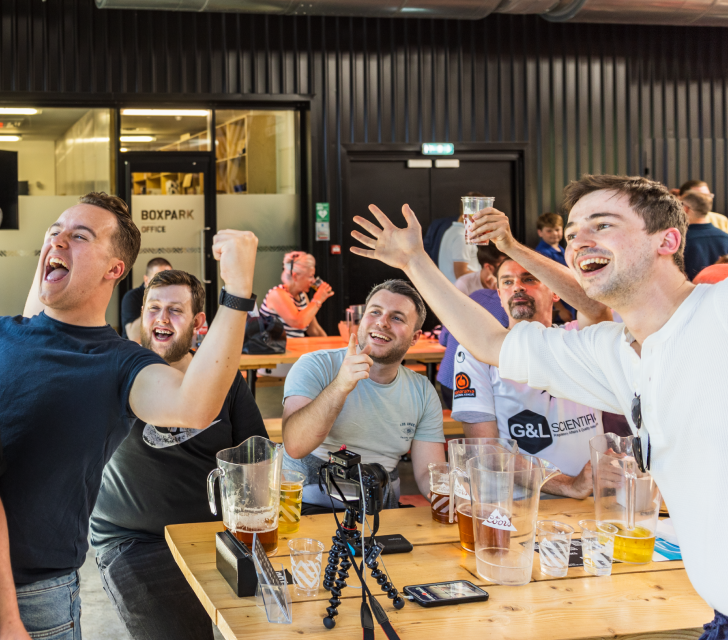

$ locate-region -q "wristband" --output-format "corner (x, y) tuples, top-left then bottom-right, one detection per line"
(219, 287), (257, 312)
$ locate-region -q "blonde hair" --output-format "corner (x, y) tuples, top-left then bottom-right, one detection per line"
(281, 251), (316, 285)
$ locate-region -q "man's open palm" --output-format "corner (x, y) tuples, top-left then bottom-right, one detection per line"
(351, 204), (425, 271)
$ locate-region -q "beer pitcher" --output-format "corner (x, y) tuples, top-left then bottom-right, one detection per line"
(467, 452), (560, 586)
(207, 436), (284, 555)
(590, 433), (661, 564)
(447, 438), (518, 526)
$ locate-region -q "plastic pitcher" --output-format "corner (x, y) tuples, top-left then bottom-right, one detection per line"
(207, 436), (284, 556)
(467, 452), (560, 586)
(447, 438), (518, 536)
(590, 433), (661, 564)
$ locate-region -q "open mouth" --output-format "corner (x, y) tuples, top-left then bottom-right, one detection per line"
(44, 256), (70, 283)
(577, 256), (611, 275)
(369, 331), (392, 345)
(152, 327), (175, 343)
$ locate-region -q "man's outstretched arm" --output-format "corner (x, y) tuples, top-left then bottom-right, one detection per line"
(351, 205), (508, 367)
(129, 229), (258, 430)
(469, 208), (612, 327)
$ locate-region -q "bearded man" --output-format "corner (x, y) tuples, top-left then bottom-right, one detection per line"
(281, 279), (445, 509)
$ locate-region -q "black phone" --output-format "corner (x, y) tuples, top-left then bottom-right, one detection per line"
(352, 534), (413, 557)
(403, 580), (489, 608)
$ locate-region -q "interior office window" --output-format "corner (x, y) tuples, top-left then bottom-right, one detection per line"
(215, 110), (300, 302)
(119, 109), (211, 152)
(0, 107), (116, 323)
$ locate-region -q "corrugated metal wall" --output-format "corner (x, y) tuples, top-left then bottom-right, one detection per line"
(3, 1), (728, 243)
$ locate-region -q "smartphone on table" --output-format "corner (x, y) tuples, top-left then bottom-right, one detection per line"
(403, 580), (489, 608)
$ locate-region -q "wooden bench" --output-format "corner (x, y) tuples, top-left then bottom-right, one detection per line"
(263, 410), (462, 445)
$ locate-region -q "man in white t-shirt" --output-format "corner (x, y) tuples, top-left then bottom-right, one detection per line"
(452, 259), (604, 498)
(437, 192), (483, 283)
(351, 175), (728, 629)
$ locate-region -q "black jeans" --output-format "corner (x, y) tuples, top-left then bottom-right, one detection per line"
(96, 539), (214, 640)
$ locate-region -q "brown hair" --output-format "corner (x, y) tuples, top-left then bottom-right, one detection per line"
(365, 279), (427, 331)
(562, 174), (687, 272)
(78, 192), (140, 284)
(537, 212), (564, 231)
(145, 257), (172, 276)
(143, 269), (206, 316)
(682, 191), (712, 217)
(678, 180), (709, 196)
(476, 243), (506, 268)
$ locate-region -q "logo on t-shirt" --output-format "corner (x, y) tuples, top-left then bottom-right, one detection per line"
(456, 350), (466, 363)
(142, 420), (220, 448)
(507, 410), (552, 454)
(453, 372), (476, 399)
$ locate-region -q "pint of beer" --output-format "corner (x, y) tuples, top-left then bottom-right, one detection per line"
(428, 462), (455, 524)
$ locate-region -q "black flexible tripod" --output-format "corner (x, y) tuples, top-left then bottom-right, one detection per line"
(322, 506), (405, 630)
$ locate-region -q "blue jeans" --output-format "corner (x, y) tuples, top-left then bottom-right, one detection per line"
(16, 571), (81, 640)
(96, 538), (213, 640)
(700, 611), (728, 640)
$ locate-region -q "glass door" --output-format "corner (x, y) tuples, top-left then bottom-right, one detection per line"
(120, 153), (215, 320)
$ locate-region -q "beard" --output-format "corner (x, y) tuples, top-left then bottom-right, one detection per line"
(357, 329), (413, 365)
(577, 246), (653, 307)
(508, 294), (537, 320)
(141, 322), (196, 364)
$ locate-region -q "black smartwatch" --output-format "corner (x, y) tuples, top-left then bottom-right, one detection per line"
(219, 287), (257, 312)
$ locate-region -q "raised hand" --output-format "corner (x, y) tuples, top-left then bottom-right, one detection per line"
(213, 229), (258, 299)
(333, 333), (373, 394)
(469, 207), (516, 250)
(351, 204), (426, 272)
(312, 281), (335, 305)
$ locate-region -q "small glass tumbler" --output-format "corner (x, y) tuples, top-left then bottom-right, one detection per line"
(536, 520), (574, 578)
(428, 462), (453, 524)
(462, 196), (495, 245)
(279, 470), (305, 535)
(287, 538), (325, 597)
(579, 519), (618, 577)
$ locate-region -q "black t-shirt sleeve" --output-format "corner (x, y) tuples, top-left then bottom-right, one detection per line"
(229, 371), (269, 444)
(120, 287), (144, 337)
(115, 341), (169, 421)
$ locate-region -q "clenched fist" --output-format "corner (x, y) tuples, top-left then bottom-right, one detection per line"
(212, 229), (258, 299)
(333, 333), (373, 394)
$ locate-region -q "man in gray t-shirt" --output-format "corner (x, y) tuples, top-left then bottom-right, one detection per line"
(282, 280), (445, 508)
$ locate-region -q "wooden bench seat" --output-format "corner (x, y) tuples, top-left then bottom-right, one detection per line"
(263, 410), (462, 445)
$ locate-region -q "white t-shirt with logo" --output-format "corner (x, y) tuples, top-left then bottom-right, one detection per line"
(451, 333), (603, 477)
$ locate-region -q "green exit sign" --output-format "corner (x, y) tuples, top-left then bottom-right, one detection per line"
(422, 142), (454, 156)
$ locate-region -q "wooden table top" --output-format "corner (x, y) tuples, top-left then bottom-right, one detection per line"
(166, 501), (711, 640)
(239, 336), (446, 370)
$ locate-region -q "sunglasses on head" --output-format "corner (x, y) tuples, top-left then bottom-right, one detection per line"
(630, 394), (651, 473)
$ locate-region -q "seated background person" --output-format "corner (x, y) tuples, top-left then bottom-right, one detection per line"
(454, 243), (506, 295)
(281, 280), (445, 508)
(91, 270), (267, 640)
(121, 256), (172, 341)
(682, 191), (728, 280)
(452, 259), (606, 498)
(260, 250), (334, 337)
(437, 191), (484, 283)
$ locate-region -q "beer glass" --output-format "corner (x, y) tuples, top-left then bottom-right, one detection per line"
(462, 196), (495, 245)
(207, 436), (284, 556)
(279, 470), (304, 535)
(428, 462), (453, 524)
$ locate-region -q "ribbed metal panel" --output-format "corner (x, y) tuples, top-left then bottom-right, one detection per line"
(3, 1), (728, 239)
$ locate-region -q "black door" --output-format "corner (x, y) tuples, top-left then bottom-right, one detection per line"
(341, 145), (525, 329)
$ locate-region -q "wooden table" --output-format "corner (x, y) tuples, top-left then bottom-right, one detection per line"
(166, 501), (711, 640)
(240, 336), (446, 395)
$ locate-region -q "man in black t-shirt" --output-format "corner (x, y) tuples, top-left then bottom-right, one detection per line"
(120, 256), (172, 341)
(91, 270), (268, 640)
(3, 192), (258, 637)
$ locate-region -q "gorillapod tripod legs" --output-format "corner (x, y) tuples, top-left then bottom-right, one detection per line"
(322, 509), (404, 629)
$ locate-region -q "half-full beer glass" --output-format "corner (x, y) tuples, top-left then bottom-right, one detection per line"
(428, 462), (453, 524)
(207, 436), (284, 556)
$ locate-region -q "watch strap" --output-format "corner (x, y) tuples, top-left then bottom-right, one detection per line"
(219, 287), (257, 312)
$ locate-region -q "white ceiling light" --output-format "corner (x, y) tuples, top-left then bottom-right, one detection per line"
(121, 109), (209, 117)
(119, 147), (128, 153)
(0, 108), (38, 115)
(119, 136), (156, 142)
(0, 135), (21, 141)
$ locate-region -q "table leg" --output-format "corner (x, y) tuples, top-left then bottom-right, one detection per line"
(247, 368), (257, 396)
(425, 362), (437, 386)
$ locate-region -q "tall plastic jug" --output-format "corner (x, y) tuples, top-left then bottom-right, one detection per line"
(447, 438), (518, 531)
(467, 452), (559, 586)
(207, 436), (284, 556)
(590, 433), (661, 564)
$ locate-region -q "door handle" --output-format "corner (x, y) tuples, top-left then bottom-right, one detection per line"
(200, 227), (211, 284)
